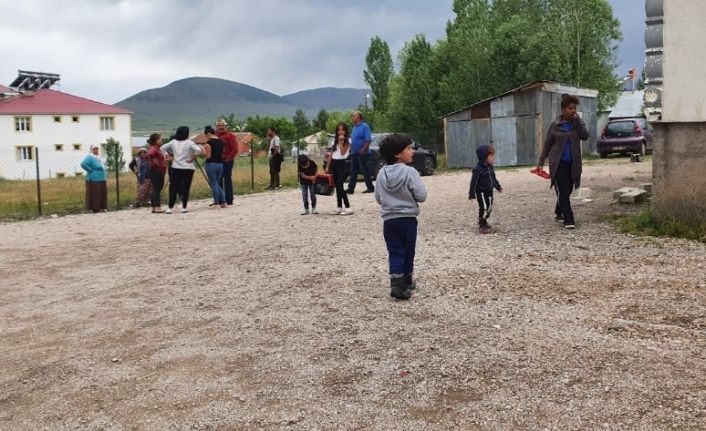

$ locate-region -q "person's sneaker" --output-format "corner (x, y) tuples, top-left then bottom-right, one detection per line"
(346, 189), (354, 194)
(165, 208), (172, 214)
(301, 208), (310, 215)
(265, 186), (274, 190)
(479, 225), (492, 234)
(564, 223), (576, 230)
(181, 208), (189, 214)
(555, 215), (564, 223)
(311, 207), (319, 214)
(341, 208), (354, 215)
(362, 188), (375, 193)
(330, 207), (343, 215)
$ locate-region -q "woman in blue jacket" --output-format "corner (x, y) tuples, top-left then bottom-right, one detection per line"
(80, 144), (108, 212)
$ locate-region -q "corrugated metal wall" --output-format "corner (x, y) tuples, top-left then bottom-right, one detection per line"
(445, 118), (471, 168)
(491, 117), (518, 166)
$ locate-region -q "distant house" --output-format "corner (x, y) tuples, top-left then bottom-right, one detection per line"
(597, 90), (645, 137)
(0, 87), (132, 180)
(191, 131), (253, 156)
(441, 80), (598, 168)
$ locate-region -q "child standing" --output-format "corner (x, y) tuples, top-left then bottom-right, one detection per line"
(375, 134), (427, 300)
(469, 145), (503, 234)
(298, 154), (318, 215)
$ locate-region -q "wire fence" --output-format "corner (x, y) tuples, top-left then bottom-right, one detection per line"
(0, 130), (444, 220)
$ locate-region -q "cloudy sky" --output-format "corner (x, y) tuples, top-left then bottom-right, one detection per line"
(0, 0), (645, 104)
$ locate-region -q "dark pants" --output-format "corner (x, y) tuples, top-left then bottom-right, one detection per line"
(168, 168), (194, 209)
(348, 153), (374, 192)
(554, 161), (575, 224)
(476, 191), (494, 226)
(269, 158), (281, 188)
(383, 217), (418, 276)
(221, 160), (234, 205)
(300, 184), (317, 209)
(332, 159), (350, 208)
(149, 170), (165, 207)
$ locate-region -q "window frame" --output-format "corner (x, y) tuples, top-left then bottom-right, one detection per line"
(73, 143), (82, 151)
(16, 145), (34, 161)
(72, 116), (80, 123)
(53, 116), (62, 123)
(14, 116), (32, 132)
(99, 116), (115, 131)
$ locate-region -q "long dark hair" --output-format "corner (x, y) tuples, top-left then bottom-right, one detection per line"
(333, 122), (350, 150)
(174, 126), (190, 141)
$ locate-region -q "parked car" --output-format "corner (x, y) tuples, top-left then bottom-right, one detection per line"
(598, 118), (655, 158)
(324, 133), (437, 179)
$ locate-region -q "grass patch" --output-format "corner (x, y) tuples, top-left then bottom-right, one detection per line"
(606, 206), (706, 243)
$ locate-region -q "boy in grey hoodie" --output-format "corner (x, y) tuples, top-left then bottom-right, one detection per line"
(374, 134), (428, 300)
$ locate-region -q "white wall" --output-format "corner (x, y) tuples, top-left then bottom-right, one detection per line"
(662, 1), (706, 122)
(0, 113), (132, 180)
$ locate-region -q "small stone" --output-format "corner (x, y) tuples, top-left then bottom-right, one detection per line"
(111, 358), (120, 363)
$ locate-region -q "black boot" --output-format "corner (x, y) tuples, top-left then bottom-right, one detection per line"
(390, 276), (411, 300)
(404, 274), (416, 290)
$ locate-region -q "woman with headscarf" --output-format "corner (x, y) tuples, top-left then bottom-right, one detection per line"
(80, 144), (108, 213)
(160, 126), (202, 214)
(129, 147), (151, 207)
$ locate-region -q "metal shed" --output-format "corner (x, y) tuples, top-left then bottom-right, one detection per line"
(442, 81), (598, 168)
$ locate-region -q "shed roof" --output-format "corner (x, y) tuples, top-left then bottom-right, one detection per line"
(441, 80), (599, 119)
(607, 90), (644, 118)
(0, 88), (131, 114)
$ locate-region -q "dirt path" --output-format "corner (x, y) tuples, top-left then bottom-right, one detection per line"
(1, 158), (704, 430)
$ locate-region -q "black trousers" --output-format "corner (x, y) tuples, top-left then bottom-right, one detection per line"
(269, 158), (281, 187)
(168, 168), (194, 209)
(149, 170), (165, 207)
(554, 161), (575, 224)
(221, 160), (234, 205)
(476, 191), (493, 226)
(331, 159), (350, 208)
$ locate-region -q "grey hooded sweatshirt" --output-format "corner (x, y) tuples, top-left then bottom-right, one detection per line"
(374, 163), (428, 221)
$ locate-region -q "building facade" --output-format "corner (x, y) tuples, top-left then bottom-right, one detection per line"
(0, 89), (132, 180)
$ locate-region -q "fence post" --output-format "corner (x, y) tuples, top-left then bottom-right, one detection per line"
(35, 147), (42, 216)
(115, 143), (120, 208)
(251, 144), (255, 190)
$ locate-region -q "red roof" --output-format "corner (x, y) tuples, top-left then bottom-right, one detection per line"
(0, 88), (131, 114)
(0, 84), (12, 93)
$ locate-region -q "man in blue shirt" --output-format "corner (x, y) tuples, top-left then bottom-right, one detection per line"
(347, 111), (375, 193)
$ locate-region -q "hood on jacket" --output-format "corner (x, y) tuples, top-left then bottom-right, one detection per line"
(379, 163), (410, 192)
(476, 145), (490, 164)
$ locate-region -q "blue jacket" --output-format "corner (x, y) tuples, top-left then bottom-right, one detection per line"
(469, 145), (502, 197)
(80, 155), (106, 182)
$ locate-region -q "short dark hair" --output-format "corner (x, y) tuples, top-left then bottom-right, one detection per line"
(297, 154), (310, 165)
(561, 93), (580, 108)
(268, 126), (278, 134)
(204, 125), (216, 135)
(147, 133), (161, 145)
(379, 133), (412, 165)
(174, 126), (190, 140)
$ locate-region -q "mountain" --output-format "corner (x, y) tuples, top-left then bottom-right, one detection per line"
(115, 77), (368, 133)
(282, 87), (370, 111)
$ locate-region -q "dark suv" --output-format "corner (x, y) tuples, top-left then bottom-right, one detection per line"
(325, 133), (437, 179)
(598, 118), (655, 158)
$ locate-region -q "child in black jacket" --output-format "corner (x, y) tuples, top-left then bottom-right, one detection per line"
(469, 145), (502, 234)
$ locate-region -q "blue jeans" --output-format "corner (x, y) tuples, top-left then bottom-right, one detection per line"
(300, 184), (316, 209)
(348, 153), (374, 192)
(206, 162), (226, 205)
(383, 217), (418, 276)
(221, 160), (234, 205)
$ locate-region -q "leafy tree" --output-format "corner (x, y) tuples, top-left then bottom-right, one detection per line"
(103, 137), (125, 172)
(324, 111), (354, 133)
(292, 109), (310, 137)
(313, 108), (329, 131)
(364, 36), (394, 112)
(243, 115), (296, 141)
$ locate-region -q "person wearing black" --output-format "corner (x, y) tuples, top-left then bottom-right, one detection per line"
(297, 154), (318, 215)
(469, 145), (503, 234)
(202, 126), (227, 208)
(326, 122), (353, 215)
(537, 93), (589, 230)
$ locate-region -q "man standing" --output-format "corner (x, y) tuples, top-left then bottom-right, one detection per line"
(216, 118), (238, 205)
(347, 111), (375, 194)
(266, 127), (282, 190)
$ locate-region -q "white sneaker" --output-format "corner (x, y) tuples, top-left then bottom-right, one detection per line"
(300, 208), (310, 215)
(341, 208), (353, 215)
(181, 208), (189, 214)
(165, 208), (172, 214)
(330, 207), (343, 215)
(311, 207), (319, 215)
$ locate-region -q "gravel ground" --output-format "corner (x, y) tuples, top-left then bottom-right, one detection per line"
(1, 158), (705, 431)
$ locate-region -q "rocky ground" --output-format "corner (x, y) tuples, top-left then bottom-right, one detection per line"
(1, 158), (704, 431)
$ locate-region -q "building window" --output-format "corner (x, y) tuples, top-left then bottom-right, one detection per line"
(56, 172), (66, 178)
(100, 116), (115, 130)
(72, 116), (80, 123)
(15, 117), (32, 132)
(75, 172), (83, 177)
(53, 116), (61, 123)
(55, 144), (64, 151)
(73, 143), (82, 151)
(17, 146), (34, 161)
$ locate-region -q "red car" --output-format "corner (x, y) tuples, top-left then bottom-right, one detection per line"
(598, 118), (655, 158)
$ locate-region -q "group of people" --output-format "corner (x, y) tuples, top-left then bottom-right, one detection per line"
(81, 96), (587, 301)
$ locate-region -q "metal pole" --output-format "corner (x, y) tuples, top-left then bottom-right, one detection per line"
(115, 144), (120, 208)
(250, 141), (255, 190)
(35, 147), (42, 216)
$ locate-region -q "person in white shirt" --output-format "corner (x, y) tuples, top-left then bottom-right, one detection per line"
(160, 126), (202, 213)
(326, 122), (353, 215)
(266, 127), (282, 190)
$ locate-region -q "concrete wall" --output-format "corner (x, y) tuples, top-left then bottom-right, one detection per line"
(651, 122), (706, 219)
(662, 1), (706, 123)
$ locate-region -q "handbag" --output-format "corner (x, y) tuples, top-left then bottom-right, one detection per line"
(314, 174), (335, 196)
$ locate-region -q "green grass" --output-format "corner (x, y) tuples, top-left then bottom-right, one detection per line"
(0, 156), (302, 220)
(605, 206), (706, 244)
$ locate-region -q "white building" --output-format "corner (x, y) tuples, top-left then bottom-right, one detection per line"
(0, 86), (132, 180)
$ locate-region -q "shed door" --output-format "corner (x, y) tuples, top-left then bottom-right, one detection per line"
(490, 117), (518, 167)
(446, 120), (472, 168)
